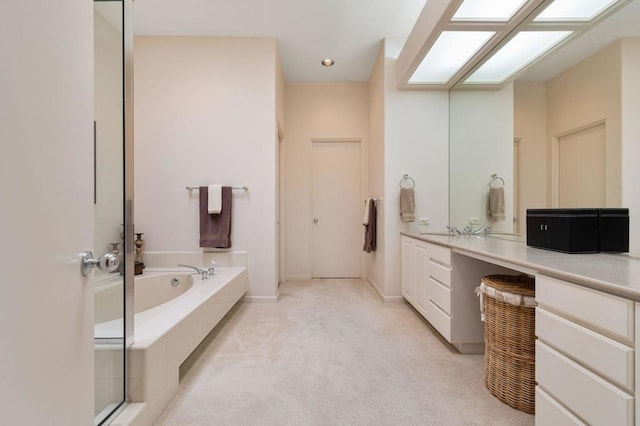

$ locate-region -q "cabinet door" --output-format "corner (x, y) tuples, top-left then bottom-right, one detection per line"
(526, 216), (546, 248)
(414, 241), (429, 315)
(401, 237), (415, 302)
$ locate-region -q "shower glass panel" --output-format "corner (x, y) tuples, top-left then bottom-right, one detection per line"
(93, 1), (125, 424)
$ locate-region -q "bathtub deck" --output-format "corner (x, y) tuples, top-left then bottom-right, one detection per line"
(127, 266), (249, 424)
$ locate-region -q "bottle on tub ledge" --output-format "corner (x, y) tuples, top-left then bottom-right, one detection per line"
(134, 232), (145, 275)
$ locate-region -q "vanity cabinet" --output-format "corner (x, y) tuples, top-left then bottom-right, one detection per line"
(535, 274), (636, 425)
(402, 236), (484, 353)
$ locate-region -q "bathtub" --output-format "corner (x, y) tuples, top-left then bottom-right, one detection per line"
(95, 266), (249, 424)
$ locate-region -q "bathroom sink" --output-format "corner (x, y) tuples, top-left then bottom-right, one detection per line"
(418, 232), (453, 236)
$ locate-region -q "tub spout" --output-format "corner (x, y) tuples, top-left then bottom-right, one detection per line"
(178, 264), (206, 276)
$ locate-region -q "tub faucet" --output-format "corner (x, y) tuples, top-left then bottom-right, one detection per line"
(178, 264), (211, 279)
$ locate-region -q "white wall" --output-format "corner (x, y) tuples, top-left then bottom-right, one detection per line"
(547, 41), (622, 207)
(1, 1), (95, 424)
(514, 82), (548, 233)
(284, 82), (369, 280)
(449, 85), (514, 234)
(620, 38), (640, 255)
(367, 46), (386, 292)
(382, 38), (449, 298)
(134, 37), (279, 301)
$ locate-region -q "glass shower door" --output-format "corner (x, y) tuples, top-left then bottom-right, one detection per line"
(93, 1), (125, 424)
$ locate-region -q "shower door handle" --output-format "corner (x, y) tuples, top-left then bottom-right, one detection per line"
(81, 251), (120, 276)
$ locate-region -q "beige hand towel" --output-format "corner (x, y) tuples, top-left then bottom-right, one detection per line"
(488, 187), (505, 221)
(400, 188), (415, 222)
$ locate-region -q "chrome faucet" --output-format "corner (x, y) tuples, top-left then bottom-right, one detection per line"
(178, 264), (213, 279)
(472, 225), (492, 235)
(446, 225), (461, 235)
(447, 225), (491, 236)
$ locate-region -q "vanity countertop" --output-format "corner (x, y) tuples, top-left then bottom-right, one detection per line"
(402, 232), (640, 302)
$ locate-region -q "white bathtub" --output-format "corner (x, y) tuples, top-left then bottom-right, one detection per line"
(95, 266), (249, 424)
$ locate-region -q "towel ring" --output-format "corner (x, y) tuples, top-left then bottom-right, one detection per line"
(399, 174), (415, 189)
(489, 173), (505, 188)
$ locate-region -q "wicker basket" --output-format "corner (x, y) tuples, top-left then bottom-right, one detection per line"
(481, 274), (536, 414)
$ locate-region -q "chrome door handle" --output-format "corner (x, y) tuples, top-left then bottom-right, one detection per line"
(81, 251), (120, 276)
(313, 218), (318, 224)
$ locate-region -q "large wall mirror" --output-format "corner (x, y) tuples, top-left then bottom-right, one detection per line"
(449, 0), (640, 237)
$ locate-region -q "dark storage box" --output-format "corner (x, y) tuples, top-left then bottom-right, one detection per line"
(599, 208), (630, 253)
(526, 208), (629, 253)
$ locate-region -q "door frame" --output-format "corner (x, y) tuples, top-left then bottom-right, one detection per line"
(309, 138), (367, 279)
(550, 119), (605, 207)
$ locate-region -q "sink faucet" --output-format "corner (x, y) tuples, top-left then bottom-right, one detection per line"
(446, 225), (461, 235)
(472, 225), (492, 235)
(178, 264), (213, 279)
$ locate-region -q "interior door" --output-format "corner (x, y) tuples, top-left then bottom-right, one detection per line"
(311, 141), (361, 278)
(2, 1), (95, 424)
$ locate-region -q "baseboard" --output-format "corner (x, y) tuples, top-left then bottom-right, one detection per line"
(286, 274), (312, 281)
(367, 277), (385, 302)
(366, 278), (404, 303)
(244, 295), (279, 303)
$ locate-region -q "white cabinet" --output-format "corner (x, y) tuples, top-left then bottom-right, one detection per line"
(402, 236), (467, 349)
(401, 237), (415, 303)
(401, 236), (430, 316)
(536, 274), (636, 426)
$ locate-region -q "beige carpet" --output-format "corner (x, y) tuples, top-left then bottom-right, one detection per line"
(155, 279), (534, 425)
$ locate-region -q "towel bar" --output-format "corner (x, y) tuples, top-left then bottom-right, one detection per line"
(186, 186), (248, 191)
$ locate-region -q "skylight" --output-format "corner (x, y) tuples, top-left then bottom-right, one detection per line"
(464, 31), (573, 84)
(452, 0), (528, 21)
(409, 31), (495, 84)
(534, 0), (620, 22)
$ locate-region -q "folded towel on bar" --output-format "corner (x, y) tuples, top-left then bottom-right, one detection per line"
(208, 184), (222, 214)
(363, 198), (371, 225)
(200, 186), (232, 248)
(400, 187), (415, 222)
(363, 199), (377, 253)
(488, 187), (505, 221)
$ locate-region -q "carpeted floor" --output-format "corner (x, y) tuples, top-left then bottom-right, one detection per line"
(155, 279), (535, 425)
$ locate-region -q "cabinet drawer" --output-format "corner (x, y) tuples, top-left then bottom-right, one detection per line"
(426, 301), (451, 341)
(537, 307), (634, 391)
(429, 244), (451, 267)
(535, 386), (585, 426)
(429, 260), (451, 288)
(428, 277), (451, 315)
(536, 341), (634, 426)
(536, 275), (634, 344)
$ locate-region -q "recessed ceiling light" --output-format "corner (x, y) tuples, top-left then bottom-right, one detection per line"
(321, 59), (334, 67)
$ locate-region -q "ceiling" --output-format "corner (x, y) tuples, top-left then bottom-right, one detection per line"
(132, 0), (640, 84)
(133, 0), (427, 82)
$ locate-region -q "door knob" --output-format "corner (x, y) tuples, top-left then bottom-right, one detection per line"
(81, 251), (120, 276)
(313, 218), (318, 224)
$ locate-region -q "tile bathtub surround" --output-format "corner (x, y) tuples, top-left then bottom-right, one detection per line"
(155, 279), (533, 425)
